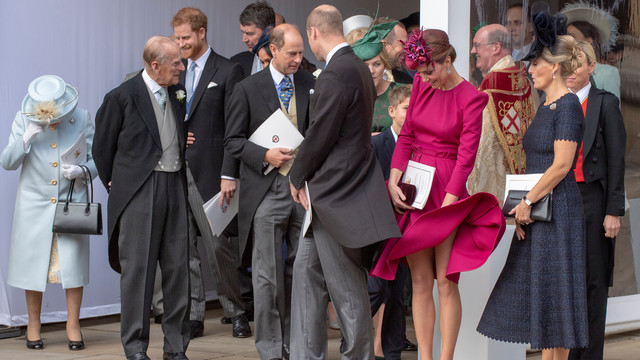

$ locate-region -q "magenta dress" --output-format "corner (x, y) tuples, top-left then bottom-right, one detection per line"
(371, 75), (506, 283)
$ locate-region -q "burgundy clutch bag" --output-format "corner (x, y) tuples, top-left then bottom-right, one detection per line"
(398, 182), (417, 205)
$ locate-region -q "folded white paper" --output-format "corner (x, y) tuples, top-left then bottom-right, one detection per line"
(302, 182), (312, 237)
(503, 173), (547, 204)
(203, 183), (240, 237)
(61, 131), (87, 165)
(248, 109), (304, 175)
(401, 160), (435, 210)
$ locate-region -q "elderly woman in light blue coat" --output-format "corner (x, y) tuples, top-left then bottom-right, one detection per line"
(0, 75), (96, 351)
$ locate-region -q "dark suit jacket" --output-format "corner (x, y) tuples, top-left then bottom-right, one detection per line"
(224, 67), (315, 254)
(372, 127), (396, 180)
(289, 46), (401, 248)
(180, 50), (243, 202)
(230, 51), (255, 79)
(93, 73), (187, 272)
(582, 83), (626, 216)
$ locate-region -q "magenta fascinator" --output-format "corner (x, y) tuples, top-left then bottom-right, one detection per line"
(402, 28), (433, 70)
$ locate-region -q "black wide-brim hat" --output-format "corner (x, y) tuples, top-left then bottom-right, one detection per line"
(522, 11), (568, 61)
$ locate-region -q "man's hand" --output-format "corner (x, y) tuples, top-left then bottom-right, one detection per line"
(264, 147), (293, 168)
(186, 132), (195, 147)
(290, 182), (309, 211)
(219, 178), (237, 207)
(603, 215), (621, 238)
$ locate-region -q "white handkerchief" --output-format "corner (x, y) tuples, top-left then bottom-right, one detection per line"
(207, 82), (218, 89)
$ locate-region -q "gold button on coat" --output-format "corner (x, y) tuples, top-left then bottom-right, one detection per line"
(52, 161), (58, 167)
(51, 198), (57, 203)
(51, 143), (57, 149)
(51, 180), (57, 185)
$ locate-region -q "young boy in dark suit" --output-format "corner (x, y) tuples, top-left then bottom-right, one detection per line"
(369, 84), (415, 360)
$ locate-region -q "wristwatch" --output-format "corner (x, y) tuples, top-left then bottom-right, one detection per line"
(522, 195), (533, 206)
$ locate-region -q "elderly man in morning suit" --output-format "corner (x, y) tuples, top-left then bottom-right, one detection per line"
(225, 23), (314, 360)
(288, 6), (401, 359)
(171, 7), (251, 339)
(93, 36), (189, 360)
(467, 24), (536, 204)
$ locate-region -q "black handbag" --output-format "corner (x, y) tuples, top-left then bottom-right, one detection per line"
(502, 190), (552, 222)
(52, 165), (103, 235)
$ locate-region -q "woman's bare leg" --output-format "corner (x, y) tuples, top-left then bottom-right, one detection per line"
(407, 248), (436, 360)
(435, 230), (460, 360)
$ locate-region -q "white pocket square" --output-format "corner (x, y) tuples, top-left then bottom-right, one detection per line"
(309, 89), (315, 95)
(207, 82), (218, 89)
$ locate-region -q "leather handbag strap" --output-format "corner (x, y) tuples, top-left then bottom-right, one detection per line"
(64, 179), (76, 211)
(79, 165), (94, 203)
(62, 165), (94, 212)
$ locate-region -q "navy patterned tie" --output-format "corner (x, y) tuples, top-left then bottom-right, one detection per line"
(279, 76), (293, 111)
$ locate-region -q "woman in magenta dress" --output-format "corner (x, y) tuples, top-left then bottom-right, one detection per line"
(372, 29), (505, 359)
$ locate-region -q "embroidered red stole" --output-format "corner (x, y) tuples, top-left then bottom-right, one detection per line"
(479, 64), (536, 174)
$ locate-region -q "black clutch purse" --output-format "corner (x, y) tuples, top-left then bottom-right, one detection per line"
(502, 190), (552, 222)
(52, 165), (103, 235)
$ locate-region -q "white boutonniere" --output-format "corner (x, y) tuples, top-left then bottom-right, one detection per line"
(312, 69), (322, 79)
(176, 90), (186, 103)
(309, 89), (315, 95)
(207, 81), (218, 89)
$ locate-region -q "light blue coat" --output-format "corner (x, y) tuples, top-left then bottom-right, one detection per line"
(593, 62), (621, 100)
(0, 108), (97, 291)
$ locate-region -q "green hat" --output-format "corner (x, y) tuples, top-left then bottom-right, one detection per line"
(352, 21), (398, 61)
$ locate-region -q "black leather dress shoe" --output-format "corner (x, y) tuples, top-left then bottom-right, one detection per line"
(162, 352), (189, 360)
(220, 316), (232, 324)
(68, 336), (85, 350)
(126, 352), (150, 360)
(244, 310), (254, 322)
(232, 315), (252, 338)
(402, 338), (417, 351)
(188, 320), (204, 339)
(25, 335), (43, 350)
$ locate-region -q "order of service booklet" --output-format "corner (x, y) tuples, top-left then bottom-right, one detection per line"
(248, 109), (304, 175)
(401, 160), (435, 210)
(203, 182), (240, 237)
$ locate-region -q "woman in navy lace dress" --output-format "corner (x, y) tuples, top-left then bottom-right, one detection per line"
(477, 12), (588, 360)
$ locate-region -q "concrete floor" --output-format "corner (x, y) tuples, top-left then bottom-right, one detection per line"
(0, 307), (638, 359)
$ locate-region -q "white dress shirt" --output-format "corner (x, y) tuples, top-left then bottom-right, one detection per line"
(142, 69), (164, 102)
(573, 82), (591, 104)
(324, 42), (349, 67)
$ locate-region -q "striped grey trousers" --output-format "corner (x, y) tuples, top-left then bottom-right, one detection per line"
(185, 166), (245, 320)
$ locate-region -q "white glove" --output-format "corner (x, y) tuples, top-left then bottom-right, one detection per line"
(22, 122), (45, 151)
(61, 164), (85, 180)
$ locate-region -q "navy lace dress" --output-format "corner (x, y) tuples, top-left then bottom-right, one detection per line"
(477, 93), (588, 349)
